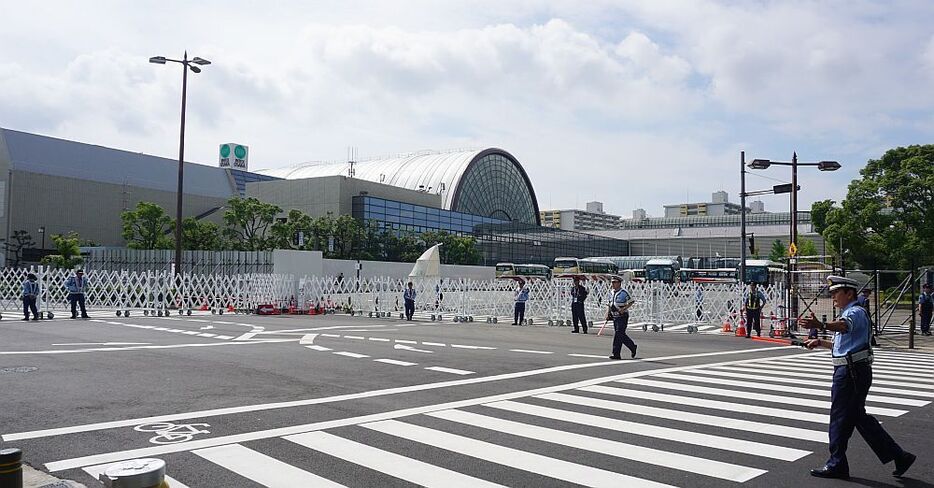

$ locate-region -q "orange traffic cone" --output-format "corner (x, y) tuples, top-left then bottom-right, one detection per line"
(722, 319), (732, 333)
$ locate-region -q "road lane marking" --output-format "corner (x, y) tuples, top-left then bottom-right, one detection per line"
(18, 346), (805, 445)
(305, 345), (332, 352)
(374, 359), (417, 366)
(424, 366), (474, 375)
(333, 351), (369, 358)
(0, 339), (297, 357)
(394, 344), (433, 354)
(194, 444), (344, 487)
(509, 349), (553, 354)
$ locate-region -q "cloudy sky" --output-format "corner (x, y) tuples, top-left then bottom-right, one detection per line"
(2, 1), (932, 218)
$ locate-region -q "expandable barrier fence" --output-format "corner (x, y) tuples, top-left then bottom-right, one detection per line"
(0, 267), (793, 331)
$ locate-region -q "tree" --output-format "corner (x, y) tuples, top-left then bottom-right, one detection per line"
(768, 239), (787, 262)
(4, 230), (35, 267)
(420, 231), (482, 265)
(332, 215), (364, 259)
(270, 209), (314, 250)
(797, 239), (819, 258)
(182, 218), (224, 251)
(121, 202), (173, 250)
(41, 232), (84, 269)
(810, 199), (835, 235)
(222, 197), (282, 251)
(820, 144), (934, 269)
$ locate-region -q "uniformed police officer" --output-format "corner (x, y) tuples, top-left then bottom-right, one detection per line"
(800, 275), (915, 479)
(64, 269), (90, 319)
(743, 282), (767, 337)
(570, 277), (589, 334)
(513, 279), (530, 325)
(21, 273), (40, 321)
(606, 275), (637, 359)
(919, 282), (932, 336)
(403, 281), (416, 321)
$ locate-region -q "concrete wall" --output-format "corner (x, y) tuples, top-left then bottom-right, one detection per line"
(247, 175), (441, 219)
(322, 258), (494, 281)
(273, 249), (324, 277)
(9, 170), (229, 248)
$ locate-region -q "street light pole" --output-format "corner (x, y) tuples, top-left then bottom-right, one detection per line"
(740, 151), (747, 283)
(150, 52), (210, 276)
(790, 151), (799, 324)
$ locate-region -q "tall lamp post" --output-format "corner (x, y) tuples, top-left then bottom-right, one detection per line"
(749, 153), (841, 326)
(149, 52), (211, 275)
(37, 226), (46, 250)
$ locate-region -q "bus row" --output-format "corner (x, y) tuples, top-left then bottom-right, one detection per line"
(494, 257), (787, 286)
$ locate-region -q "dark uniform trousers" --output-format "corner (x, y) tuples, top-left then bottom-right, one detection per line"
(827, 362), (905, 471)
(612, 312), (636, 357)
(404, 299), (415, 320)
(69, 293), (87, 317)
(514, 302), (526, 324)
(745, 308), (762, 337)
(23, 296), (38, 319)
(571, 302), (587, 332)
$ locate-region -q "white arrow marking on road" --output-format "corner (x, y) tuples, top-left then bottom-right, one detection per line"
(394, 344), (433, 354)
(299, 334), (318, 345)
(52, 342), (151, 346)
(199, 325), (214, 330)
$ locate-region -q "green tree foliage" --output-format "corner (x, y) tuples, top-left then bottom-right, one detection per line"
(41, 232), (84, 269)
(821, 145), (934, 269)
(182, 218), (224, 251)
(810, 199), (835, 235)
(331, 215), (365, 259)
(222, 197), (282, 251)
(121, 202), (174, 250)
(270, 209), (315, 250)
(797, 239), (819, 258)
(420, 231), (482, 265)
(4, 230), (35, 267)
(768, 239), (786, 262)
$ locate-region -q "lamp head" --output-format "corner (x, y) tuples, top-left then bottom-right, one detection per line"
(817, 160), (841, 171)
(191, 57), (211, 66)
(748, 159), (771, 170)
(189, 65), (202, 73)
(149, 56), (167, 64)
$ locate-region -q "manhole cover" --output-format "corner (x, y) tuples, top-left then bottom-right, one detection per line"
(0, 366), (38, 374)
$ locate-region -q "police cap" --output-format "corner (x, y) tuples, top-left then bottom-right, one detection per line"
(827, 275), (859, 292)
(610, 275), (623, 283)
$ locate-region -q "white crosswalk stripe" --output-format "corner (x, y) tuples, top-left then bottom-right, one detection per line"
(50, 351), (933, 487)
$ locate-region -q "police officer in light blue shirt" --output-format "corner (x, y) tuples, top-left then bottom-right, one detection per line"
(606, 275), (637, 359)
(513, 280), (530, 325)
(21, 273), (40, 321)
(64, 269), (90, 319)
(403, 281), (417, 321)
(800, 275), (915, 480)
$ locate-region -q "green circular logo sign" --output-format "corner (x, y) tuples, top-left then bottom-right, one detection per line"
(234, 145), (246, 158)
(220, 145), (231, 157)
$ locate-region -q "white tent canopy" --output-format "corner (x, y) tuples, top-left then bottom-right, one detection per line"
(409, 244), (442, 278)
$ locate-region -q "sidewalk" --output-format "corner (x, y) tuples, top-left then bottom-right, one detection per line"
(875, 330), (933, 354)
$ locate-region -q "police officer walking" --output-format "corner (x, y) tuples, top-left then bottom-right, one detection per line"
(65, 269), (90, 319)
(606, 275), (637, 359)
(800, 276), (915, 480)
(570, 277), (588, 334)
(403, 281), (417, 321)
(513, 279), (529, 325)
(743, 282), (766, 337)
(21, 273), (40, 321)
(919, 283), (932, 336)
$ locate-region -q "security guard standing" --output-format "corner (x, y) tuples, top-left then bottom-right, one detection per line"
(743, 282), (766, 337)
(65, 269), (90, 319)
(606, 275), (637, 359)
(570, 277), (588, 334)
(403, 281), (416, 321)
(800, 275), (915, 480)
(21, 273), (40, 321)
(513, 280), (530, 325)
(919, 283), (932, 336)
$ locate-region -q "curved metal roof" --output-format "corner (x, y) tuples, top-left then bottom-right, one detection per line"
(258, 148), (540, 222)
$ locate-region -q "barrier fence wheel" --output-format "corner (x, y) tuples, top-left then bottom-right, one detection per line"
(548, 320), (553, 326)
(468, 316), (474, 322)
(527, 319), (533, 326)
(117, 311), (122, 317)
(486, 317), (492, 323)
(492, 317), (498, 324)
(643, 324), (648, 332)
(453, 316), (460, 323)
(652, 324), (659, 332)
(186, 309), (192, 316)
(218, 309), (224, 315)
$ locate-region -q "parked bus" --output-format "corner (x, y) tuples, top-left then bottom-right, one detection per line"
(679, 268), (739, 284)
(644, 258), (681, 283)
(496, 262), (552, 281)
(552, 257), (618, 281)
(743, 259), (786, 285)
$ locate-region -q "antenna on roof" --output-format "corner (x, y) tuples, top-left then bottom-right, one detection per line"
(347, 146), (357, 178)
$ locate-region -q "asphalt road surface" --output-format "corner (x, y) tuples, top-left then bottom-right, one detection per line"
(1, 311), (932, 487)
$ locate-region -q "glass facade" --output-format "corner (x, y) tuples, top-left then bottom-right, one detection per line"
(452, 153), (538, 224)
(353, 196), (629, 266)
(229, 169), (279, 196)
(621, 211), (811, 229)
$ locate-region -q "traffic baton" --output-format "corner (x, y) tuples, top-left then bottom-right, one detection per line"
(597, 319), (610, 336)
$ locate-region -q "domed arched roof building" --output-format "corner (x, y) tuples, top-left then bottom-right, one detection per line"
(259, 148), (541, 225)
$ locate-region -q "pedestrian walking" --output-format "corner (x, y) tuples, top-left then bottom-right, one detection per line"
(743, 282), (766, 337)
(606, 275), (637, 359)
(65, 269), (89, 319)
(513, 280), (529, 325)
(800, 275), (915, 480)
(919, 283), (932, 336)
(21, 273), (40, 321)
(694, 285), (704, 320)
(570, 277), (588, 333)
(403, 281), (417, 321)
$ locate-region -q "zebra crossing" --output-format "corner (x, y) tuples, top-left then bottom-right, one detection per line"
(68, 349), (933, 487)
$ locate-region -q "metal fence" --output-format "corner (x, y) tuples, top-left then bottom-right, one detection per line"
(80, 248), (274, 275)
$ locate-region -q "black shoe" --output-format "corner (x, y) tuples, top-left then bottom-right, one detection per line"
(608, 355), (622, 360)
(511, 323), (518, 325)
(893, 452), (916, 477)
(810, 466), (849, 480)
(571, 330), (579, 334)
(71, 315), (78, 319)
(631, 345), (638, 359)
(745, 335), (751, 338)
(81, 315), (90, 319)
(21, 317), (29, 321)
(582, 330), (588, 334)
(31, 318), (39, 321)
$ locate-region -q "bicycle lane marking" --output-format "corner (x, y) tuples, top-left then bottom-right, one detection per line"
(5, 345), (803, 443)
